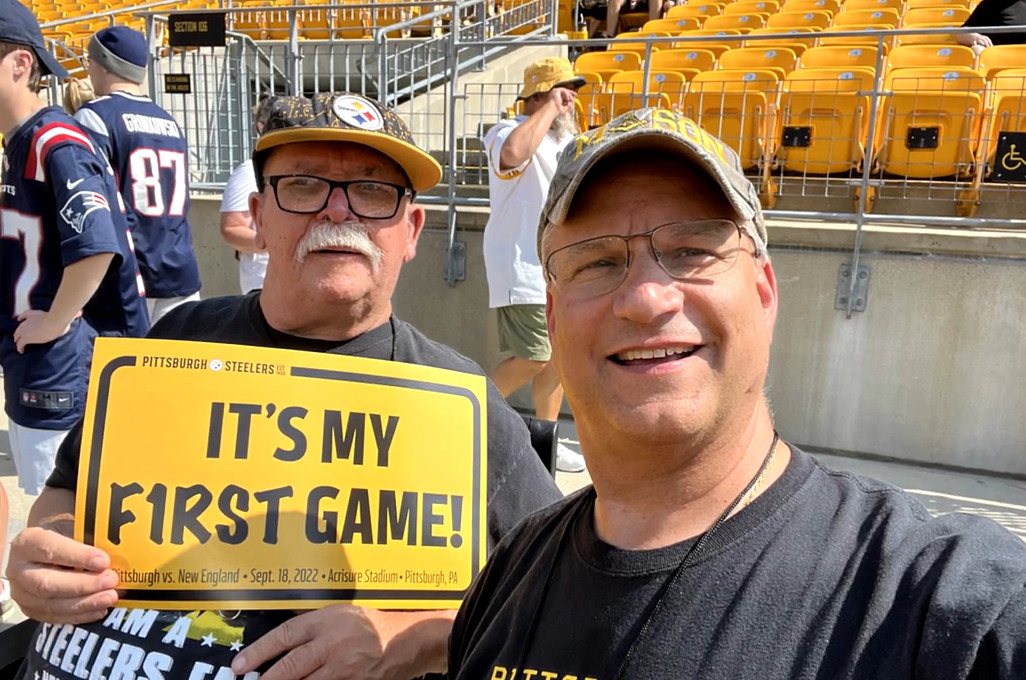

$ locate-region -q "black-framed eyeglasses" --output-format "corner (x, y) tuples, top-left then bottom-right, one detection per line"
(544, 219), (752, 300)
(267, 175), (413, 219)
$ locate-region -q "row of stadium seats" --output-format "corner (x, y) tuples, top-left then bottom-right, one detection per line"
(565, 61), (1026, 184)
(576, 43), (1026, 80)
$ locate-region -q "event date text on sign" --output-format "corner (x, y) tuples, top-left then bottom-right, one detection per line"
(75, 338), (487, 610)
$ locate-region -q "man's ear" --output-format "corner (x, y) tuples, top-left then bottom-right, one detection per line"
(403, 204), (426, 262)
(755, 257), (778, 342)
(249, 189), (267, 251)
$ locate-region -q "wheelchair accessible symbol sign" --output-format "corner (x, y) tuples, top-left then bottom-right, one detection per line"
(994, 132), (1026, 182)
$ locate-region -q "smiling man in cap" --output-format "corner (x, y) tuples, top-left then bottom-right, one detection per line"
(481, 57), (587, 473)
(449, 108), (1026, 679)
(8, 92), (560, 680)
(0, 0), (147, 498)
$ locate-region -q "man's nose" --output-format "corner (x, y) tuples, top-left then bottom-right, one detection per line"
(321, 186), (355, 220)
(611, 249), (685, 323)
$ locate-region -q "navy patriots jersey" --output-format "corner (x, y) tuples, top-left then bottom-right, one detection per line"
(0, 107), (148, 427)
(76, 91), (202, 298)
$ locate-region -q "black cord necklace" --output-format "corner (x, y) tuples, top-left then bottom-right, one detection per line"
(513, 432), (781, 679)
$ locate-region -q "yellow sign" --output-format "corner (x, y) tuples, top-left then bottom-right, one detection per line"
(75, 338), (488, 610)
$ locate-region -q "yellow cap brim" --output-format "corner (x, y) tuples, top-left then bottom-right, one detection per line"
(518, 75), (587, 100)
(254, 128), (443, 192)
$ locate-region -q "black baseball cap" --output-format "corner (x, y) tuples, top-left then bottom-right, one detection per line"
(0, 0), (68, 78)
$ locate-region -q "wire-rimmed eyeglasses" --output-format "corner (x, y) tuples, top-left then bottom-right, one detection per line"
(267, 175), (413, 220)
(544, 219), (753, 300)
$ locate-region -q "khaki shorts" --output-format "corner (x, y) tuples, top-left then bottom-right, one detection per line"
(497, 304), (551, 362)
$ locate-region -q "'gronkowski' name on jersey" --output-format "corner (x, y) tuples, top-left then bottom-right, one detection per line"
(122, 113), (181, 138)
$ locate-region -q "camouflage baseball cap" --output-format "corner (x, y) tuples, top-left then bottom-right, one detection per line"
(538, 108), (767, 260)
(254, 92), (442, 192)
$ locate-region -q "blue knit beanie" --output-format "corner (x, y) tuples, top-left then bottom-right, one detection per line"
(88, 26), (147, 84)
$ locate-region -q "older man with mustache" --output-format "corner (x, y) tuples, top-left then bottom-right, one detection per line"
(6, 93), (561, 680)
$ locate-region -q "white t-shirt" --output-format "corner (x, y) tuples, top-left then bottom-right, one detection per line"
(482, 116), (572, 308)
(220, 160), (268, 293)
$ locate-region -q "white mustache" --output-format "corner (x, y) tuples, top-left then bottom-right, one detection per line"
(295, 221), (384, 270)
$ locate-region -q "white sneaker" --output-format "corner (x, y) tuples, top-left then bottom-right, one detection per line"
(556, 443), (586, 473)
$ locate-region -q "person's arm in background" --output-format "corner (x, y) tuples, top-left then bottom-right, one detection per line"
(220, 161), (265, 254)
(498, 87), (576, 171)
(956, 0), (996, 55)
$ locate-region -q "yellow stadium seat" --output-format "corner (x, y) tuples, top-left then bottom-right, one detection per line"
(668, 3), (722, 20)
(817, 25), (893, 53)
(264, 10), (301, 40)
(746, 26), (819, 52)
(781, 0), (841, 15)
(575, 50), (644, 73)
(831, 8), (901, 28)
(886, 44), (976, 72)
(685, 68), (783, 168)
(902, 6), (972, 25)
(766, 10), (833, 30)
(230, 10), (266, 40)
(609, 34), (666, 53)
(798, 44), (881, 69)
(644, 17), (704, 32)
(594, 72), (679, 122)
(703, 13), (767, 32)
(723, 0), (781, 16)
(576, 77), (605, 130)
(982, 68), (1026, 174)
(841, 0), (905, 11)
(650, 47), (719, 72)
(607, 68), (690, 110)
(875, 67), (986, 178)
(718, 46), (799, 78)
(775, 67), (877, 173)
(299, 8), (334, 39)
(891, 24), (960, 46)
(905, 0), (970, 8)
(683, 0), (725, 9)
(978, 45), (1026, 80)
(674, 29), (747, 56)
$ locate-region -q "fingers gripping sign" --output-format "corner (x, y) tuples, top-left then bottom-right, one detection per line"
(230, 605), (455, 680)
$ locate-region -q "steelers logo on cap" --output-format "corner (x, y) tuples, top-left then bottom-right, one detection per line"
(331, 95), (384, 131)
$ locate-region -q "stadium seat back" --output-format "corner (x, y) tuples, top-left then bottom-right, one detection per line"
(798, 44), (881, 69)
(724, 0), (781, 16)
(901, 6), (972, 25)
(817, 25), (893, 52)
(766, 10), (834, 29)
(978, 45), (1026, 80)
(747, 26), (820, 50)
(682, 0), (726, 10)
(832, 8), (901, 27)
(984, 69), (1026, 170)
(891, 23), (960, 46)
(669, 3), (723, 19)
(718, 46), (799, 78)
(576, 80), (605, 130)
(703, 13), (768, 32)
(776, 67), (877, 173)
(905, 0), (970, 8)
(650, 47), (720, 72)
(609, 34), (667, 53)
(877, 67), (985, 177)
(685, 68), (783, 167)
(886, 44), (976, 72)
(841, 0), (905, 12)
(781, 0), (841, 14)
(607, 69), (690, 110)
(575, 50), (644, 73)
(644, 17), (704, 32)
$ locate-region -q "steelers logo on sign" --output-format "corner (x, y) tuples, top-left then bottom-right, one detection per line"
(210, 359), (223, 372)
(332, 95), (384, 131)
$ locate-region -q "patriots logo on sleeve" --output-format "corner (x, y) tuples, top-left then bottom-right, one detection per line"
(60, 189), (110, 233)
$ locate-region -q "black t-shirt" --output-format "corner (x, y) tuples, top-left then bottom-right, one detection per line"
(20, 292), (562, 680)
(963, 0), (1026, 44)
(450, 446), (1026, 680)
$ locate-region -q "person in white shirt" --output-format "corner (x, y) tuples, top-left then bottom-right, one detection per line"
(220, 97), (274, 292)
(482, 57), (587, 473)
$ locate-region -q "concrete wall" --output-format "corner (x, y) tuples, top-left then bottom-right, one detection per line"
(185, 201), (1026, 478)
